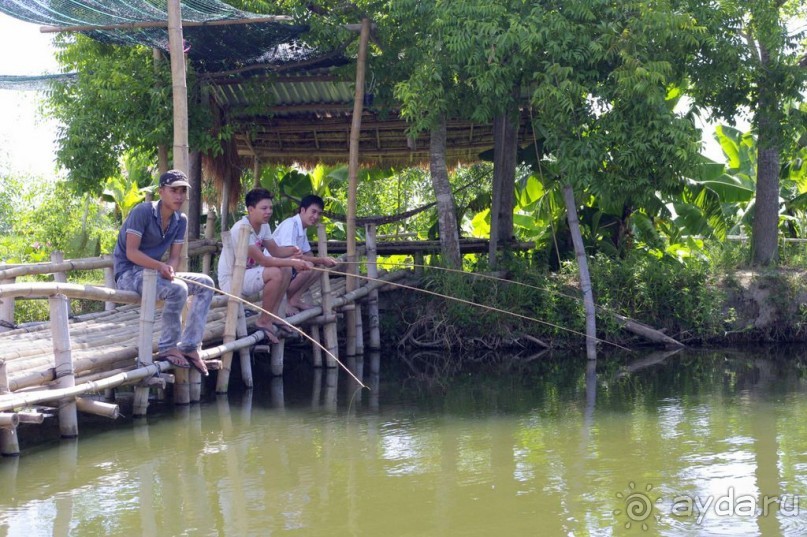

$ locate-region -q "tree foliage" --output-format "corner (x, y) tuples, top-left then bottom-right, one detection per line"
(46, 35), (218, 195)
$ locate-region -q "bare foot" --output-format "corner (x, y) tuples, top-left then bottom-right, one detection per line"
(289, 300), (316, 312)
(254, 324), (280, 344)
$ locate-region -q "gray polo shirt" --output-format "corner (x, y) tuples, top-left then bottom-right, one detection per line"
(113, 201), (187, 281)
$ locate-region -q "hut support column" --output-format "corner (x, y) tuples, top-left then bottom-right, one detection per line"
(345, 17), (372, 358)
(0, 360), (19, 456)
(365, 223), (381, 350)
(134, 270), (158, 417)
(218, 227), (250, 394)
(317, 224), (339, 368)
(51, 294), (77, 438)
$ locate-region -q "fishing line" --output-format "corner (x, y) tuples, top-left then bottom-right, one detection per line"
(308, 266), (631, 351)
(174, 275), (368, 389)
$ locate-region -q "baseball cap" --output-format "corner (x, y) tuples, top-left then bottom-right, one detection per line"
(159, 169), (192, 189)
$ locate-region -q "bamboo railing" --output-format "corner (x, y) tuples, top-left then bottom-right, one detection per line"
(0, 229), (406, 456)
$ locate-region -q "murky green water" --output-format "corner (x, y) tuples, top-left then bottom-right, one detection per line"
(3, 347), (807, 536)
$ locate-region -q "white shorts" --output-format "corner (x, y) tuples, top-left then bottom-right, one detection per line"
(221, 267), (265, 296)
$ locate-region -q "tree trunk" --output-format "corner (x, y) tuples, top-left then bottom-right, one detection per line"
(751, 43), (780, 266)
(188, 150), (202, 240)
(430, 118), (462, 268)
(562, 183), (597, 360)
(489, 110), (518, 268)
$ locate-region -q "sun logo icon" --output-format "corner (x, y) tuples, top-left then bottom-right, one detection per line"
(613, 481), (663, 531)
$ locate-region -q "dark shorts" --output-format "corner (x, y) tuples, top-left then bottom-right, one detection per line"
(291, 268), (299, 281)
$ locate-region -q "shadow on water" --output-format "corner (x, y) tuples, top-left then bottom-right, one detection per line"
(4, 345), (807, 536)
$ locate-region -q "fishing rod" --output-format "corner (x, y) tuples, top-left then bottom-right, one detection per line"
(307, 265), (632, 352)
(174, 275), (368, 389)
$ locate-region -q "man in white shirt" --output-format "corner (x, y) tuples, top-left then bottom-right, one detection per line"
(272, 194), (339, 314)
(218, 188), (312, 343)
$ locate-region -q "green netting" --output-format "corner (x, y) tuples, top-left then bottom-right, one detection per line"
(0, 1), (331, 74)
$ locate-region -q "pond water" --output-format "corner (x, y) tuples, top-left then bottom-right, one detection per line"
(2, 347), (807, 536)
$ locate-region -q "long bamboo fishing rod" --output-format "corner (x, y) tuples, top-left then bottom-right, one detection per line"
(339, 259), (631, 322)
(173, 275), (368, 389)
(306, 266), (632, 351)
(343, 259), (682, 348)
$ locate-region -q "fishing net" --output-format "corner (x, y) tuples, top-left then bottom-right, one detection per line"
(0, 1), (334, 79)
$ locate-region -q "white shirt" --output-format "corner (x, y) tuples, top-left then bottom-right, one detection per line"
(272, 213), (311, 254)
(217, 216), (272, 289)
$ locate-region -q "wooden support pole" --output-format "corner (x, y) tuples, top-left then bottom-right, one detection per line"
(365, 223), (381, 350)
(134, 270), (157, 417)
(310, 324), (322, 367)
(345, 17), (372, 358)
(103, 254), (116, 311)
(0, 360), (19, 456)
(414, 251), (424, 275)
(218, 226), (250, 394)
(317, 224), (339, 368)
(202, 208), (217, 275)
(236, 306), (253, 388)
(355, 303), (364, 355)
(51, 293), (78, 438)
(270, 301), (286, 377)
(168, 0), (190, 272)
(51, 251), (72, 317)
(0, 271), (15, 333)
(0, 413), (19, 429)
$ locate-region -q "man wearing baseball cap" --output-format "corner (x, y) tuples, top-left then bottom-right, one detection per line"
(112, 169), (213, 375)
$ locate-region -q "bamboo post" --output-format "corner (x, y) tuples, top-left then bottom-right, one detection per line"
(365, 223), (381, 350)
(310, 324), (322, 367)
(344, 18), (371, 359)
(324, 369), (338, 412)
(414, 251), (424, 275)
(134, 270), (157, 416)
(317, 224), (339, 368)
(355, 303), (364, 355)
(218, 226), (250, 394)
(202, 208), (217, 275)
(51, 293), (78, 438)
(103, 254), (116, 311)
(269, 301), (286, 376)
(0, 360), (19, 456)
(0, 414), (19, 430)
(51, 251), (73, 317)
(167, 0), (190, 271)
(236, 307), (253, 387)
(0, 270), (15, 332)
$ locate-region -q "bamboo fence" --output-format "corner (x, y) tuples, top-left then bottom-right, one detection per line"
(0, 229), (408, 456)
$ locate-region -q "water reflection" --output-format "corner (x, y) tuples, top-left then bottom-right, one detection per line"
(3, 348), (807, 535)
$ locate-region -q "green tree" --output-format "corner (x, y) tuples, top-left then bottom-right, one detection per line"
(46, 35), (218, 196)
(683, 0), (807, 265)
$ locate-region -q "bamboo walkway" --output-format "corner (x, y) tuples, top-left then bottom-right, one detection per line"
(0, 223), (408, 456)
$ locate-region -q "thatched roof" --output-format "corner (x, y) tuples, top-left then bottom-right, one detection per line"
(209, 68), (534, 168)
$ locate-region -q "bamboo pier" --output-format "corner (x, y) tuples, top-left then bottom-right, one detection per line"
(0, 224), (408, 456)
